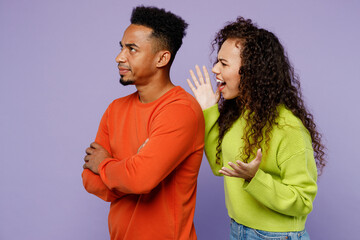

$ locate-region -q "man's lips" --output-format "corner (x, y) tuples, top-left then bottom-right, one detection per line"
(118, 68), (130, 75)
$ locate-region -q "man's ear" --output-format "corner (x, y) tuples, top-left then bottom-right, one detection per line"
(156, 50), (171, 68)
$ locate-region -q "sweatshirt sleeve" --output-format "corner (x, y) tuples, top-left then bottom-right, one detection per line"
(81, 105), (125, 202)
(82, 170), (123, 202)
(242, 124), (318, 217)
(97, 103), (204, 194)
(203, 104), (223, 176)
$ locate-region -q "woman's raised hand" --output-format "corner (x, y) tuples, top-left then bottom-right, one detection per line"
(187, 65), (220, 110)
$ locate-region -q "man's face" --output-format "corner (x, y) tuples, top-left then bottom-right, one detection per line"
(116, 24), (158, 86)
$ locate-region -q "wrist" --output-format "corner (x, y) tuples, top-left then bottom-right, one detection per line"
(202, 102), (217, 110)
(245, 176), (253, 182)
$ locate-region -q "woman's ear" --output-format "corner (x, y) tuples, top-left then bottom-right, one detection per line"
(156, 50), (171, 68)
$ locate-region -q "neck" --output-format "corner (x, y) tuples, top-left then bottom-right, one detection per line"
(136, 71), (175, 103)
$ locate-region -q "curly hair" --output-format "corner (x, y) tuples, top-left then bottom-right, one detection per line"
(213, 17), (326, 174)
(131, 6), (188, 64)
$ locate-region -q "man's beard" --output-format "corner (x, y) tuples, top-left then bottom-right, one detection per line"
(119, 77), (135, 86)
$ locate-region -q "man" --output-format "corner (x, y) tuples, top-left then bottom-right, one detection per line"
(82, 6), (205, 240)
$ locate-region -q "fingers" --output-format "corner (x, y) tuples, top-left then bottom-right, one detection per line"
(90, 142), (100, 149)
(189, 65), (210, 87)
(220, 150), (262, 180)
(219, 167), (237, 177)
(228, 161), (243, 173)
(137, 138), (149, 153)
(237, 162), (251, 176)
(195, 65), (205, 84)
(187, 78), (196, 94)
(202, 65), (211, 84)
(189, 69), (200, 88)
(255, 149), (262, 161)
(84, 144), (95, 165)
(85, 147), (93, 155)
(250, 149), (262, 167)
(84, 154), (90, 162)
(219, 161), (246, 177)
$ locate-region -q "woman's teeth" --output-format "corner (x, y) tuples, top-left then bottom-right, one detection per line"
(217, 79), (226, 91)
(217, 79), (226, 86)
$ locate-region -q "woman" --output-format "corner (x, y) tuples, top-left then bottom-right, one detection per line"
(187, 17), (325, 240)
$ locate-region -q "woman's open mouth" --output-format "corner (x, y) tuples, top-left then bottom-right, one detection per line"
(217, 79), (226, 91)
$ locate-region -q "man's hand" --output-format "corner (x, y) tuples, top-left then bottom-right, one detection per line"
(137, 138), (149, 153)
(219, 149), (262, 182)
(83, 142), (112, 175)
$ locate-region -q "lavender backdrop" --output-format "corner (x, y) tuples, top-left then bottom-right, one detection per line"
(1, 0), (359, 239)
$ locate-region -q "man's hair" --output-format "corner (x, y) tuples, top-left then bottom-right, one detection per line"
(130, 6), (188, 64)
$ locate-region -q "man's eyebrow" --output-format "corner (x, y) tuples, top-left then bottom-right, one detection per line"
(125, 43), (139, 48)
(119, 42), (139, 49)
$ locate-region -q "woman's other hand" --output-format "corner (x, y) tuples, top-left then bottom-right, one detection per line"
(219, 149), (262, 182)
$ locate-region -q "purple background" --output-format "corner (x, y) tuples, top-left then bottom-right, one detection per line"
(1, 0), (359, 239)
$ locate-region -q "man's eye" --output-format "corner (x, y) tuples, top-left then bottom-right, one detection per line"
(130, 48), (136, 52)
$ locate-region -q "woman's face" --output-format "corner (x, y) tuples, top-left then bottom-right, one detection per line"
(212, 39), (242, 100)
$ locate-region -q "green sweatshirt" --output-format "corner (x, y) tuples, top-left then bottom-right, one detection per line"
(203, 104), (317, 232)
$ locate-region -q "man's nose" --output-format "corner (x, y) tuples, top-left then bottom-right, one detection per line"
(115, 50), (126, 63)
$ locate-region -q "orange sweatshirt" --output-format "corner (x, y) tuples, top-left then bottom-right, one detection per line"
(82, 86), (205, 240)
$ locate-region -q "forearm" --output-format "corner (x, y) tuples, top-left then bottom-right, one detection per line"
(243, 150), (318, 217)
(203, 104), (223, 176)
(82, 169), (125, 202)
(98, 104), (204, 194)
(98, 140), (197, 194)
